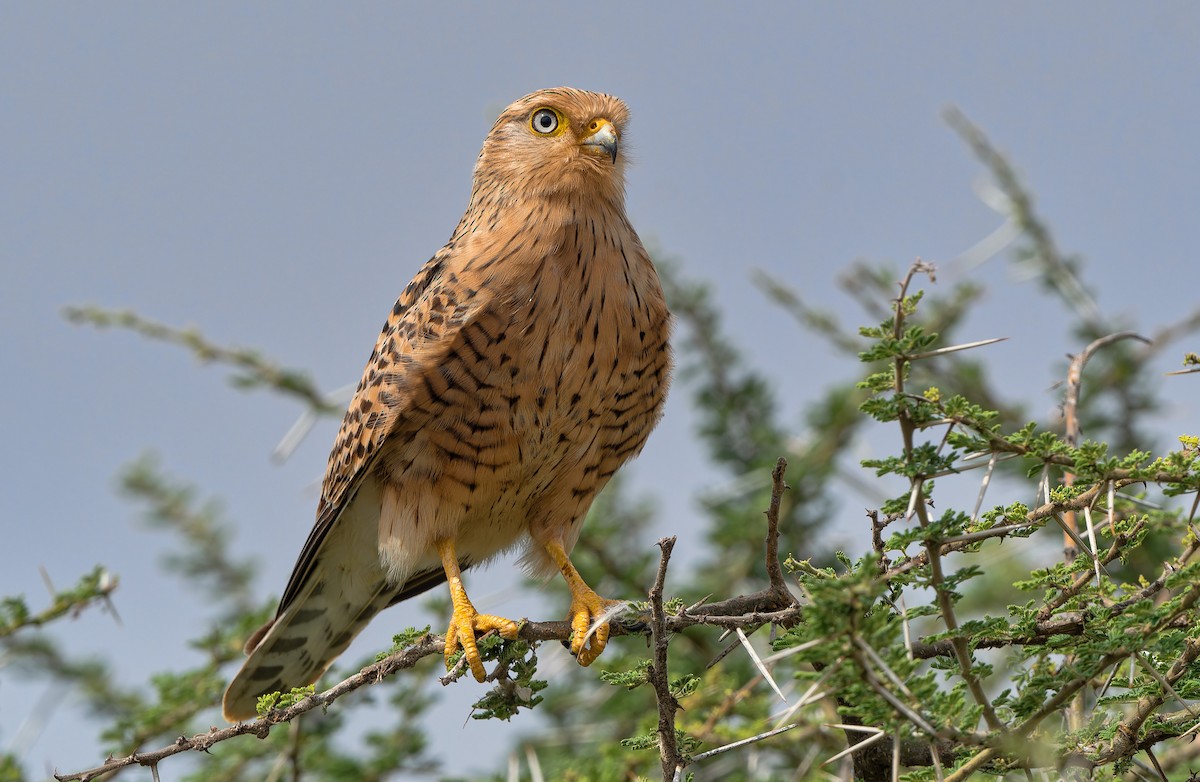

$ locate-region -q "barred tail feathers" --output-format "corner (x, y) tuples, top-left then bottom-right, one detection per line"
(222, 483), (392, 722)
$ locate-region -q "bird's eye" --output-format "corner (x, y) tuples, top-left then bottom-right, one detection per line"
(530, 108), (559, 135)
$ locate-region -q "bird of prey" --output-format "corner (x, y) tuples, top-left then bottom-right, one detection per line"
(223, 87), (672, 721)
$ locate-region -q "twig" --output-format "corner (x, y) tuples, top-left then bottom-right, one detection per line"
(1060, 331), (1149, 558)
(886, 480), (1149, 581)
(1038, 518), (1155, 622)
(1135, 653), (1199, 719)
(849, 642), (946, 740)
(0, 567), (120, 639)
(647, 537), (681, 782)
(54, 635), (445, 781)
(1096, 637), (1200, 764)
(63, 306), (338, 414)
(890, 261), (1002, 733)
(764, 457), (794, 599)
(944, 106), (1104, 329)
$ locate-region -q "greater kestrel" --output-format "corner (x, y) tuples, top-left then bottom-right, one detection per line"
(223, 87), (671, 721)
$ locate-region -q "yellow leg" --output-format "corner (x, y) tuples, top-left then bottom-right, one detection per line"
(545, 540), (619, 666)
(437, 538), (519, 682)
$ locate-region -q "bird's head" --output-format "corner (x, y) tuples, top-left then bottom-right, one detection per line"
(473, 87), (630, 206)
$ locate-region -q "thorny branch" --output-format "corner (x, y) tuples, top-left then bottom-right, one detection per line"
(764, 458), (797, 602)
(858, 259), (1200, 779)
(1100, 639), (1200, 763)
(59, 461), (808, 782)
(689, 457), (800, 622)
(1060, 331), (1150, 558)
(647, 537), (681, 782)
(54, 636), (444, 781)
(54, 603), (804, 782)
(881, 475), (1176, 581)
(892, 262), (1003, 733)
(1055, 331), (1155, 735)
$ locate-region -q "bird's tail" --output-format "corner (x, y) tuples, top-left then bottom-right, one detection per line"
(222, 572), (395, 721)
(223, 480), (401, 722)
(222, 477), (457, 722)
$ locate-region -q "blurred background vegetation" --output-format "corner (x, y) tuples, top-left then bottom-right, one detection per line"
(4, 117), (1200, 782)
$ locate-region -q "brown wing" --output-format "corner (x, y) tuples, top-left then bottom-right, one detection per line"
(274, 250), (489, 614)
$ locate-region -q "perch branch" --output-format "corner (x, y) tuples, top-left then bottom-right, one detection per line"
(647, 537), (681, 782)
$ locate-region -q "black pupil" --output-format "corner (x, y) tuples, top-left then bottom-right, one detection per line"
(537, 112), (554, 130)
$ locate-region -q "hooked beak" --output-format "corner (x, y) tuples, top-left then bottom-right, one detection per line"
(580, 118), (619, 164)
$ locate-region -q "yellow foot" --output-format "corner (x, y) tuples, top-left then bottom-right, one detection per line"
(443, 601), (519, 682)
(567, 586), (621, 666)
(436, 537), (518, 682)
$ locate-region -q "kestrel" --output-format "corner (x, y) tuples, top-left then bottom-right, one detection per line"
(223, 87), (672, 721)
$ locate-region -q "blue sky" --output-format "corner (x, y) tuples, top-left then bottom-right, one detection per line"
(3, 3), (1198, 778)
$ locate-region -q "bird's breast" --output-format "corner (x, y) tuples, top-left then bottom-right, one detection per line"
(372, 214), (671, 573)
(500, 233), (671, 473)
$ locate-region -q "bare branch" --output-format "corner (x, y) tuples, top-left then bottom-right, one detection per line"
(63, 306), (338, 414)
(764, 457), (794, 599)
(647, 536), (681, 782)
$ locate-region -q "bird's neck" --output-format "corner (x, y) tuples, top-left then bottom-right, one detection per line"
(454, 185), (627, 244)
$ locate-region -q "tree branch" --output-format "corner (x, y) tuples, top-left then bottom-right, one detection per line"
(63, 307), (338, 415)
(55, 636), (443, 781)
(646, 537), (682, 782)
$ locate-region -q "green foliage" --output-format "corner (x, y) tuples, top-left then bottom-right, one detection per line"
(468, 639), (548, 721)
(0, 566), (115, 639)
(601, 661), (652, 690)
(621, 728), (702, 755)
(376, 625), (433, 660)
(255, 685), (316, 716)
(0, 754), (24, 782)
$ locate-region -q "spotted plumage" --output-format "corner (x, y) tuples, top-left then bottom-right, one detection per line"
(223, 87), (671, 721)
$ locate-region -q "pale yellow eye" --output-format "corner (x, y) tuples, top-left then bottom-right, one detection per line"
(530, 108), (559, 135)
